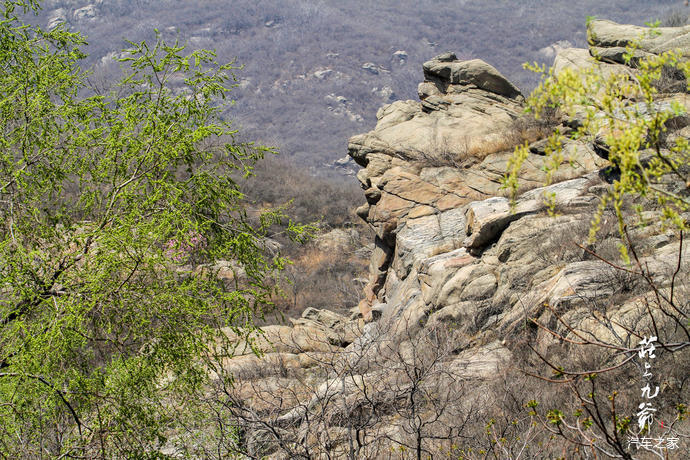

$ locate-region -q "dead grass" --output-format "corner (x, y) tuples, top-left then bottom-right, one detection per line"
(414, 109), (560, 169)
(269, 245), (367, 321)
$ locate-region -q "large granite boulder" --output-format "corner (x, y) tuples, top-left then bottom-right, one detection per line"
(349, 54), (526, 172)
(422, 53), (523, 99)
(588, 19), (690, 63)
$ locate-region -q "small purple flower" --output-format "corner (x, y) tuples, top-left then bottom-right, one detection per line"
(165, 230), (207, 263)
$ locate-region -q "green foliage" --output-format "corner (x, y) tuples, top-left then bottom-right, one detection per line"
(615, 415), (631, 434)
(546, 409), (564, 426)
(0, 1), (307, 456)
(503, 24), (690, 261)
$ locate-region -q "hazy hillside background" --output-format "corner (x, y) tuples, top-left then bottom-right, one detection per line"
(35, 0), (688, 172)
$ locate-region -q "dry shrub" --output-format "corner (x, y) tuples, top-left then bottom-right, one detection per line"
(272, 246), (367, 319)
(663, 10), (690, 27)
(507, 106), (561, 146)
(411, 137), (472, 168)
(234, 155), (371, 322)
(652, 64), (688, 94)
(413, 108), (560, 169)
(412, 133), (521, 168)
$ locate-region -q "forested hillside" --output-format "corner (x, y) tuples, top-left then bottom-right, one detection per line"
(33, 0), (688, 169)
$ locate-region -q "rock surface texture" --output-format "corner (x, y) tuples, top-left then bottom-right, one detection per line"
(213, 24), (690, 459)
(588, 19), (690, 63)
(350, 52), (608, 322)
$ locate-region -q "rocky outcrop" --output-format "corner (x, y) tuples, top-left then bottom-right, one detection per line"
(349, 52), (608, 320)
(346, 27), (688, 335)
(422, 53), (523, 99)
(588, 19), (690, 63)
(218, 307), (359, 371)
(214, 22), (689, 458)
(348, 54), (526, 172)
(337, 34), (686, 455)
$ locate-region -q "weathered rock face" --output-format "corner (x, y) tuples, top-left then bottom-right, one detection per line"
(347, 28), (688, 339)
(348, 54), (526, 173)
(349, 52), (608, 320)
(213, 22), (690, 458)
(422, 53), (523, 99)
(588, 19), (690, 63)
(216, 307), (359, 382)
(553, 46), (637, 79)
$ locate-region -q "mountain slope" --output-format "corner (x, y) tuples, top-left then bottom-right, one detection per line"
(34, 0), (687, 169)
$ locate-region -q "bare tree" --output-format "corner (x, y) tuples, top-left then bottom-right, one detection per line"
(196, 310), (563, 459)
(524, 230), (689, 459)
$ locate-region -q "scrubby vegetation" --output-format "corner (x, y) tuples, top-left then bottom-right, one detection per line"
(237, 156), (371, 319)
(28, 0), (687, 168)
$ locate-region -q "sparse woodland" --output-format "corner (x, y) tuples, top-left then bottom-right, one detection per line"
(28, 0), (690, 167)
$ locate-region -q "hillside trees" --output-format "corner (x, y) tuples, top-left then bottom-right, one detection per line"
(0, 0), (307, 456)
(504, 22), (689, 458)
(33, 0), (678, 168)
